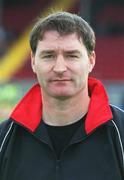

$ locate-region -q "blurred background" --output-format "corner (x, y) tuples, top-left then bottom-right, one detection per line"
(0, 0), (124, 121)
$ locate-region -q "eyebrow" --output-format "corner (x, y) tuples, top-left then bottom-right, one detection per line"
(39, 50), (55, 55)
(65, 50), (82, 55)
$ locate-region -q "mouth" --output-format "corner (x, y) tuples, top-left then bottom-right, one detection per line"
(50, 79), (72, 82)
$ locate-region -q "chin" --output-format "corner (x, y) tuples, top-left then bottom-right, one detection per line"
(48, 90), (76, 99)
(54, 95), (71, 100)
(43, 84), (80, 99)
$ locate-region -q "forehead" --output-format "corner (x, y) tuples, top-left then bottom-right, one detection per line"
(37, 30), (84, 51)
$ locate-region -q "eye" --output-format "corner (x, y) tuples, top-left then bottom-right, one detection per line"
(66, 54), (79, 59)
(70, 55), (78, 58)
(43, 54), (53, 58)
(42, 54), (55, 59)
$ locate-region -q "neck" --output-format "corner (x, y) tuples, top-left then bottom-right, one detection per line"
(42, 90), (90, 126)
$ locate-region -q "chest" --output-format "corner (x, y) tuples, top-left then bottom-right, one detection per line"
(1, 126), (123, 180)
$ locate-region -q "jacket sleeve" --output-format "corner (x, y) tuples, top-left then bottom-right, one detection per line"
(110, 105), (124, 148)
(0, 119), (14, 178)
(0, 120), (12, 148)
(110, 105), (124, 175)
(0, 120), (13, 161)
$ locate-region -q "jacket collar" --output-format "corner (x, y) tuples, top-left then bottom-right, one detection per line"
(10, 77), (113, 134)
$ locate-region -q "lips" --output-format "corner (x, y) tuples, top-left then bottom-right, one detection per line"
(50, 79), (72, 82)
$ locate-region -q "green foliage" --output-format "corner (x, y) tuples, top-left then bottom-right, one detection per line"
(0, 80), (33, 122)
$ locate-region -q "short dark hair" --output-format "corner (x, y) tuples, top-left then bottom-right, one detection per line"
(29, 11), (96, 55)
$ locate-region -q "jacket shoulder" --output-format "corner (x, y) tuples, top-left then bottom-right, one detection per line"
(110, 105), (124, 145)
(110, 105), (124, 127)
(0, 119), (14, 147)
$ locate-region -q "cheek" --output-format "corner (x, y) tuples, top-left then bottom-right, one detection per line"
(35, 61), (53, 72)
(72, 64), (89, 85)
(35, 64), (53, 85)
(35, 62), (48, 75)
(71, 62), (89, 76)
(34, 65), (45, 82)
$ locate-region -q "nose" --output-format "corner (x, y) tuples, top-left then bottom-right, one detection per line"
(53, 55), (67, 74)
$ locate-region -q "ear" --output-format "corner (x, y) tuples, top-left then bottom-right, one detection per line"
(88, 51), (96, 73)
(31, 51), (36, 73)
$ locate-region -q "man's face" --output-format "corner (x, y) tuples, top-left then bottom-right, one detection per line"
(31, 31), (95, 99)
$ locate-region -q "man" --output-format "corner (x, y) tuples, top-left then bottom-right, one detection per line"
(0, 11), (124, 180)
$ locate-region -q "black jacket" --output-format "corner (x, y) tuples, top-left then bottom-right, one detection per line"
(0, 78), (124, 180)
